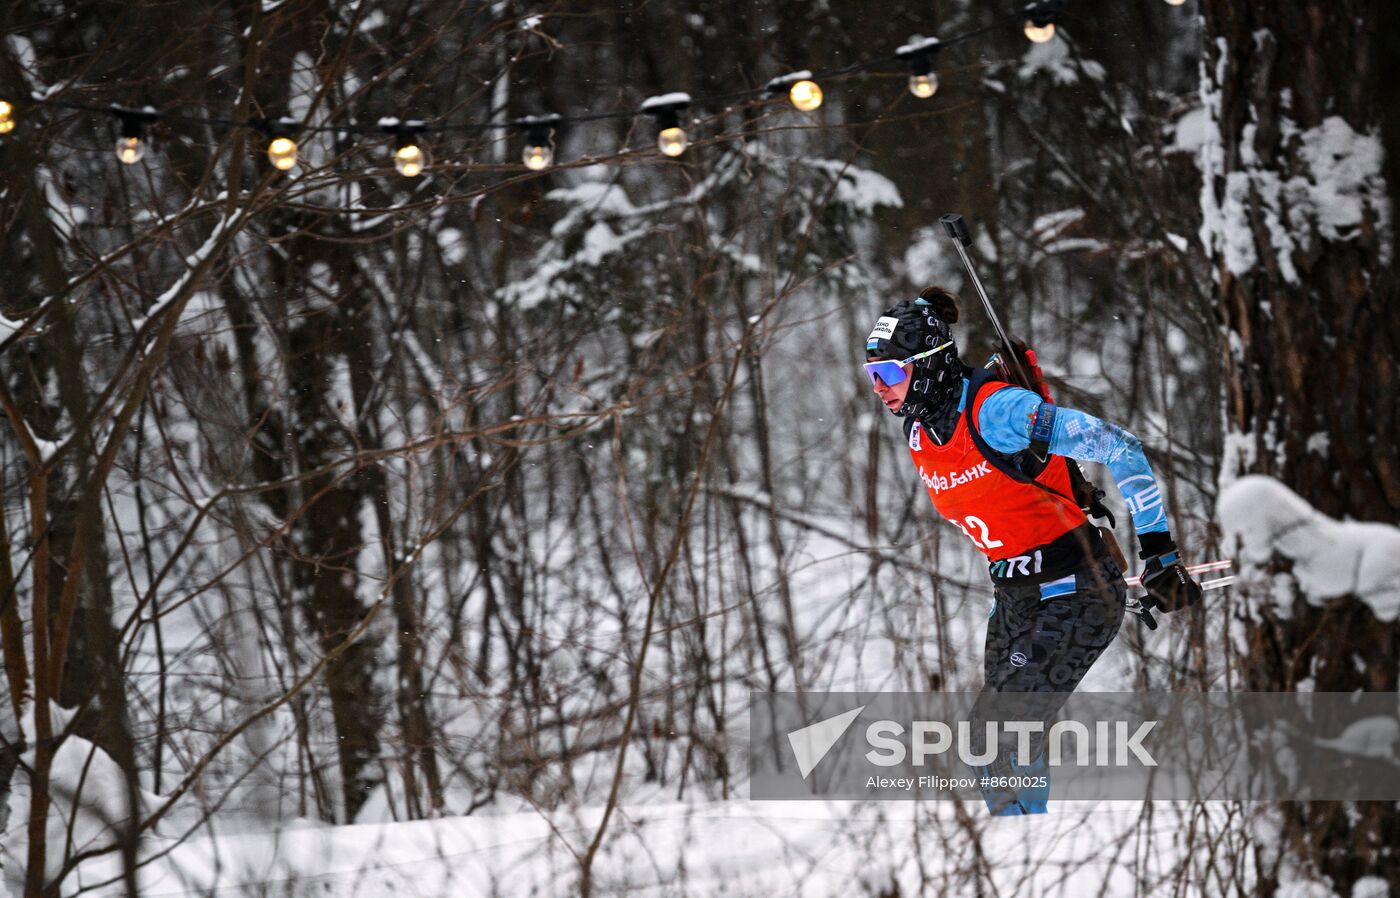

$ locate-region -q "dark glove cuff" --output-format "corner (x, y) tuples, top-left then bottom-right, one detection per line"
(1137, 531), (1177, 562)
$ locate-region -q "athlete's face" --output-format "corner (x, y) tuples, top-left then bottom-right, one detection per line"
(869, 359), (913, 412)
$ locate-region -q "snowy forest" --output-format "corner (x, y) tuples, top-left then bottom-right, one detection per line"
(2, 0), (1398, 895)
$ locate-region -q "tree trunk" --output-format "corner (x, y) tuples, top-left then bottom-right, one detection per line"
(278, 237), (385, 823)
(1200, 0), (1400, 890)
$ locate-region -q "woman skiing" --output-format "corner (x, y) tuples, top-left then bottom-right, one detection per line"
(864, 286), (1202, 815)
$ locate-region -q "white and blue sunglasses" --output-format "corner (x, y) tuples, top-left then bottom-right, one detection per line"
(863, 339), (954, 387)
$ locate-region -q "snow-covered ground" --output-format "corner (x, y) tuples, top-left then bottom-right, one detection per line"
(57, 798), (1241, 897)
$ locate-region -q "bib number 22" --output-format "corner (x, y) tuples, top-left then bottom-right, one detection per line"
(952, 515), (1003, 549)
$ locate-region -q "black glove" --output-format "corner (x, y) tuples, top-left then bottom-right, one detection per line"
(1137, 532), (1203, 612)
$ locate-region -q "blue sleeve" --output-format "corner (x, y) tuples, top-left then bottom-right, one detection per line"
(975, 386), (1169, 534)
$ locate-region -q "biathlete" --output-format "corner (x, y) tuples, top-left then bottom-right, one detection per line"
(863, 287), (1202, 815)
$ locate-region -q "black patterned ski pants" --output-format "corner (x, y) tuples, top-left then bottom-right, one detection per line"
(984, 552), (1126, 692)
(970, 553), (1127, 814)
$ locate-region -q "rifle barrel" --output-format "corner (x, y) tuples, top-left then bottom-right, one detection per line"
(943, 221), (1030, 387)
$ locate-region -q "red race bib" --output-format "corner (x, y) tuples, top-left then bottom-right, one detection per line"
(909, 382), (1085, 562)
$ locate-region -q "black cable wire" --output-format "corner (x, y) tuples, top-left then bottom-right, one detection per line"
(6, 2), (1054, 143)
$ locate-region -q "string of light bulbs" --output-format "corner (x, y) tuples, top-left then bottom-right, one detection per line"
(0, 1), (1172, 180)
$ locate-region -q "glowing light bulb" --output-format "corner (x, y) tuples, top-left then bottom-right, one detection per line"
(658, 126), (688, 157)
(1165, 0), (1185, 5)
(1024, 19), (1056, 42)
(909, 73), (939, 99)
(0, 100), (14, 134)
(641, 97), (690, 158)
(898, 37), (942, 102)
(115, 135), (145, 164)
(113, 109), (156, 164)
(395, 142), (427, 177)
(523, 142), (553, 170)
(267, 136), (297, 170)
(788, 79), (823, 112)
(520, 117), (559, 170)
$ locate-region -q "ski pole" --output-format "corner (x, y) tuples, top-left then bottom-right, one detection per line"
(1124, 558), (1233, 587)
(1125, 561), (1235, 630)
